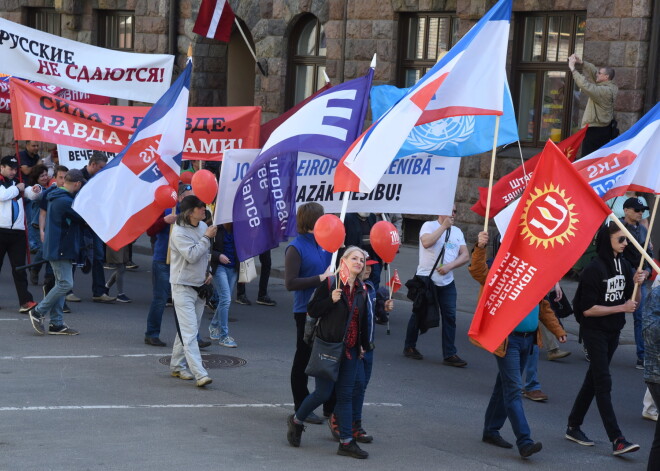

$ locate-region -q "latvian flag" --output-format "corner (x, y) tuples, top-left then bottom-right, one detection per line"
(193, 0), (235, 42)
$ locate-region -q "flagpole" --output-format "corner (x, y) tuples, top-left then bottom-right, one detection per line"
(234, 18), (267, 76)
(608, 213), (660, 275)
(483, 115), (501, 231)
(631, 194), (659, 299)
(386, 264), (392, 335)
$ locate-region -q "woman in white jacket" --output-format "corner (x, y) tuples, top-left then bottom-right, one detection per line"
(169, 195), (217, 387)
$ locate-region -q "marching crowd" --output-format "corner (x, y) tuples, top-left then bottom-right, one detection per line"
(0, 52), (658, 469)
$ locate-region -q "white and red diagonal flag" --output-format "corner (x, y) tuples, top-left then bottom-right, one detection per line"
(73, 60), (192, 250)
(334, 0), (512, 194)
(193, 0), (235, 42)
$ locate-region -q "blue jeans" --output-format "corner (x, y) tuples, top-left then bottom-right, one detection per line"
(484, 333), (535, 450)
(524, 344), (540, 392)
(633, 281), (647, 361)
(353, 349), (374, 423)
(210, 265), (238, 338)
(145, 260), (171, 339)
(35, 259), (73, 327)
(404, 281), (457, 359)
(296, 347), (361, 440)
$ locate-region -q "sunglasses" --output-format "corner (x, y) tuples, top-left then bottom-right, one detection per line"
(632, 208), (643, 213)
(182, 184), (192, 191)
(614, 236), (627, 244)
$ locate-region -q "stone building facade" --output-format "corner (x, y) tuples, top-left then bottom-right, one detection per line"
(0, 0), (658, 244)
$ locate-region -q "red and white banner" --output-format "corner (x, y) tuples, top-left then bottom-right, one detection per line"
(10, 78), (261, 161)
(471, 126), (588, 218)
(469, 140), (612, 352)
(0, 18), (173, 103)
(0, 75), (109, 114)
(193, 0), (235, 42)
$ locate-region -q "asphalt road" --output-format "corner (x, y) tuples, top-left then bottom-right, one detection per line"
(0, 247), (654, 470)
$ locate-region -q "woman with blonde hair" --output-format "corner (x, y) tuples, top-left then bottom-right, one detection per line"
(287, 246), (371, 459)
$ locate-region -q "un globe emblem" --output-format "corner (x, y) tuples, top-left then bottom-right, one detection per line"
(407, 116), (475, 152)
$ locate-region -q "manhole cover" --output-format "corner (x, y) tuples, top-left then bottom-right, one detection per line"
(159, 354), (247, 369)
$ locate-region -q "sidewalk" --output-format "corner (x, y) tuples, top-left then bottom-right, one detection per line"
(133, 234), (635, 345)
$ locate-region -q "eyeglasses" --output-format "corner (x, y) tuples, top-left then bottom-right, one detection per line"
(615, 236), (627, 244)
(182, 185), (192, 191)
(632, 208), (643, 213)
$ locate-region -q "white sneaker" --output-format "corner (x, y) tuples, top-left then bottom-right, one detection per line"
(196, 376), (212, 387)
(171, 369), (194, 380)
(642, 411), (658, 422)
(219, 336), (237, 348)
(209, 326), (221, 340)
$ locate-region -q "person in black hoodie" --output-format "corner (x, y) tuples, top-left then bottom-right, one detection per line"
(565, 221), (645, 456)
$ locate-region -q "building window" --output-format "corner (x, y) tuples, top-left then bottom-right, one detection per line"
(98, 10), (134, 51)
(27, 8), (61, 35)
(512, 12), (586, 147)
(286, 14), (326, 108)
(398, 13), (459, 87)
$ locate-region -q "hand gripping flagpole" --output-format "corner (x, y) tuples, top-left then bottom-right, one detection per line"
(631, 194), (659, 300)
(483, 115), (502, 231)
(608, 213), (660, 276)
(329, 53), (377, 273)
(234, 18), (267, 76)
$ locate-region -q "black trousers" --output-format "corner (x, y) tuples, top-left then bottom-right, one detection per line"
(0, 229), (33, 305)
(581, 125), (612, 157)
(568, 328), (622, 441)
(291, 312), (335, 414)
(237, 250), (271, 299)
(648, 381), (660, 471)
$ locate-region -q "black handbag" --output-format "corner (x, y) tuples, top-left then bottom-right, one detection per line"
(404, 229), (450, 333)
(305, 280), (360, 382)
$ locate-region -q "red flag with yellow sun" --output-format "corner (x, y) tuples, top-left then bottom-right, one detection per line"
(468, 139), (612, 352)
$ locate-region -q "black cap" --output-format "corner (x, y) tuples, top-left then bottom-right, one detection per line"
(0, 155), (18, 168)
(179, 195), (206, 213)
(622, 197), (649, 211)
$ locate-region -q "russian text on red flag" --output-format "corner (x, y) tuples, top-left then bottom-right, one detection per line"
(471, 126), (588, 218)
(468, 139), (612, 352)
(72, 60), (192, 250)
(193, 0), (235, 42)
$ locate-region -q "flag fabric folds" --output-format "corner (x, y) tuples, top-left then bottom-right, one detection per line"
(468, 139), (612, 352)
(334, 0), (512, 194)
(231, 69), (373, 262)
(387, 269), (402, 294)
(574, 102), (660, 199)
(73, 60), (192, 250)
(472, 126), (588, 218)
(193, 0), (235, 42)
(369, 83), (518, 159)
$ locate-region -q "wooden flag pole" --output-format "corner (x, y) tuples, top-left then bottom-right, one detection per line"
(483, 115), (501, 232)
(234, 18), (267, 76)
(608, 213), (660, 275)
(631, 194), (659, 300)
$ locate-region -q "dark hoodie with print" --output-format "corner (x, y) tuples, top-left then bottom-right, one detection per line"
(574, 225), (634, 332)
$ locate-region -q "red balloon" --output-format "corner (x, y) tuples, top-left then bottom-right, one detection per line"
(154, 185), (177, 209)
(370, 221), (400, 263)
(180, 171), (193, 184)
(191, 169), (218, 204)
(313, 214), (345, 253)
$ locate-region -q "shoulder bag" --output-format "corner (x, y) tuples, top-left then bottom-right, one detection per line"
(305, 279), (362, 382)
(238, 257), (257, 283)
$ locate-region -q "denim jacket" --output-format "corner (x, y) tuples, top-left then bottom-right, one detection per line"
(643, 284), (660, 384)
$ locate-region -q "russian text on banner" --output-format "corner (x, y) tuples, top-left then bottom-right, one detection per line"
(232, 69), (373, 261)
(73, 61), (192, 250)
(0, 18), (173, 103)
(9, 78), (260, 161)
(472, 126), (588, 218)
(334, 0), (512, 194)
(468, 139), (612, 352)
(574, 102), (660, 200)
